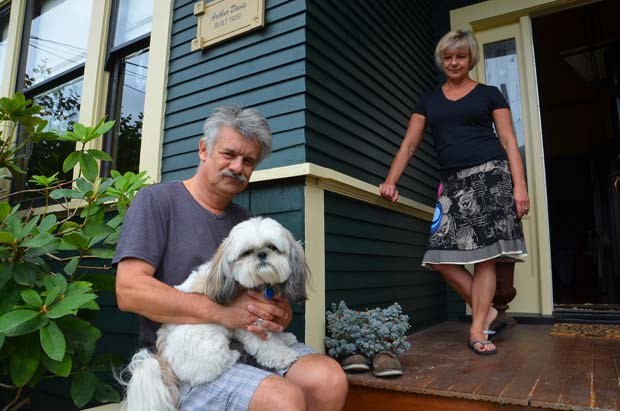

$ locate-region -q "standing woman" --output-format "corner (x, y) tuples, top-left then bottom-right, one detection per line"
(379, 30), (528, 355)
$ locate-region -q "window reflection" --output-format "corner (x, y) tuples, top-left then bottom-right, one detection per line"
(114, 0), (153, 46)
(24, 0), (92, 87)
(484, 39), (525, 147)
(0, 11), (9, 87)
(114, 49), (148, 173)
(27, 77), (83, 186)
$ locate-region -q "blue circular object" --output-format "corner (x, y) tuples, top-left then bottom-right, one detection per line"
(264, 287), (275, 300)
(430, 202), (442, 235)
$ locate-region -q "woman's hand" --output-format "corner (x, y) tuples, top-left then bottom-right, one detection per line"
(514, 183), (530, 219)
(380, 182), (399, 202)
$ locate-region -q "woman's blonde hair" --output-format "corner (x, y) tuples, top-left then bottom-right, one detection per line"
(434, 29), (480, 71)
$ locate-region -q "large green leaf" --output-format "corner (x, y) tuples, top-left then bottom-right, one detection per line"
(21, 289), (42, 308)
(50, 188), (85, 200)
(0, 262), (13, 291)
(5, 313), (48, 337)
(71, 370), (97, 408)
(94, 380), (121, 404)
(0, 333), (5, 349)
(62, 151), (81, 173)
(64, 257), (79, 276)
(0, 202), (12, 220)
(14, 215), (40, 241)
(0, 310), (39, 334)
(60, 233), (90, 251)
(9, 334), (41, 387)
(44, 286), (60, 307)
(0, 231), (15, 243)
(40, 321), (66, 361)
(77, 340), (96, 364)
(56, 317), (102, 346)
(22, 232), (58, 249)
(38, 214), (58, 233)
(41, 352), (72, 377)
(87, 149), (113, 162)
(13, 262), (39, 285)
(0, 282), (22, 315)
(79, 154), (98, 182)
(94, 119), (115, 137)
(46, 293), (97, 318)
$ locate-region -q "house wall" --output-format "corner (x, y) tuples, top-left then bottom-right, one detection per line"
(305, 0), (438, 206)
(163, 0), (308, 182)
(324, 193), (446, 331)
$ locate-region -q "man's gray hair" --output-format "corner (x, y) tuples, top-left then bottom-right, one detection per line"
(202, 105), (272, 163)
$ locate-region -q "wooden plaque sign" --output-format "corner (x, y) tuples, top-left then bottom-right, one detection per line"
(191, 0), (265, 51)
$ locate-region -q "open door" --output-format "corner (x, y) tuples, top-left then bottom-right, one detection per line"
(531, 0), (620, 307)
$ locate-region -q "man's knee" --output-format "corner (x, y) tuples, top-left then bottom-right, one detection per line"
(287, 354), (348, 409)
(250, 375), (306, 411)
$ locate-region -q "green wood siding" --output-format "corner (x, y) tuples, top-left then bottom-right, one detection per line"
(163, 0), (308, 182)
(324, 193), (447, 331)
(305, 0), (439, 206)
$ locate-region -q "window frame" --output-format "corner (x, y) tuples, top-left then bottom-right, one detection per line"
(101, 0), (151, 176)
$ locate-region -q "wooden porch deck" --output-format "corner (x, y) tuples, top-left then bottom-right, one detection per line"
(343, 321), (620, 411)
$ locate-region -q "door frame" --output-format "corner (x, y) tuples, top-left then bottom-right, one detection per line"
(451, 0), (594, 315)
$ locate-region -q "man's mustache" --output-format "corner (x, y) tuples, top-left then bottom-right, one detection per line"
(219, 169), (248, 182)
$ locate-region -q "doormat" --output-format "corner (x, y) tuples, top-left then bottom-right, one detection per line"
(550, 323), (620, 339)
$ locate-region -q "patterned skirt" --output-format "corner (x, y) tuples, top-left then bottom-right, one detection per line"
(422, 160), (527, 266)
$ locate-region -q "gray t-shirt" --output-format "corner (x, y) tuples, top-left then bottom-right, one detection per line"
(112, 181), (252, 348)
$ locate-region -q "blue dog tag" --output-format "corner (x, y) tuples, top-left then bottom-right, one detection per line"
(263, 286), (275, 300)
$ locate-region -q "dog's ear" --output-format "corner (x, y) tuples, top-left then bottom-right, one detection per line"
(204, 241), (240, 305)
(283, 237), (310, 303)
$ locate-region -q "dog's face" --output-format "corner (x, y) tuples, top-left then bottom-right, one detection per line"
(205, 217), (309, 305)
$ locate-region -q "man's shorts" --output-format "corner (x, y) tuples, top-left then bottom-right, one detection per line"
(179, 342), (315, 411)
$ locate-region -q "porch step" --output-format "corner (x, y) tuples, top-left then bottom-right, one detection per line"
(344, 384), (557, 411)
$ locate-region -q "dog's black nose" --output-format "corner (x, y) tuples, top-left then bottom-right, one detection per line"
(257, 252), (267, 260)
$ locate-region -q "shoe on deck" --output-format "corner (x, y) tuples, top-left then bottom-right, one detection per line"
(372, 351), (403, 377)
(341, 354), (370, 372)
(469, 340), (497, 355)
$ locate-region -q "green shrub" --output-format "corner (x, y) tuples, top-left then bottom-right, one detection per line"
(0, 93), (149, 409)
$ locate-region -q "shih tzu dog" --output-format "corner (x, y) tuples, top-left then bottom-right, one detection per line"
(119, 217), (310, 411)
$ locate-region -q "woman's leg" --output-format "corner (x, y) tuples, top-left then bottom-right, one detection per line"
(470, 259), (497, 352)
(428, 263), (498, 331)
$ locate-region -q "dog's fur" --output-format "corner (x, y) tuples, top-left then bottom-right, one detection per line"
(118, 217), (310, 411)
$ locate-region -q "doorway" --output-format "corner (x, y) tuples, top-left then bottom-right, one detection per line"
(532, 0), (620, 307)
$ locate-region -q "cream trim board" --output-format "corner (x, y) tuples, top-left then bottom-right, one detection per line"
(0, 0), (25, 97)
(451, 0), (594, 31)
(140, 0), (174, 184)
(251, 163), (434, 221)
(304, 177), (325, 352)
(519, 15), (553, 315)
(79, 0), (111, 129)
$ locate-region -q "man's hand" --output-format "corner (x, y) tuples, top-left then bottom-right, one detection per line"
(225, 291), (291, 339)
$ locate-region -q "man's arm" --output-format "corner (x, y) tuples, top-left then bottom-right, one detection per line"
(116, 257), (288, 332)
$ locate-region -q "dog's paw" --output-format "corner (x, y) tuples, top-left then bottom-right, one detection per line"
(257, 347), (299, 370)
(275, 332), (298, 347)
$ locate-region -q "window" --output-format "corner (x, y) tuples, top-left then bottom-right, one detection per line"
(0, 7), (10, 87)
(102, 0), (153, 176)
(13, 0), (93, 196)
